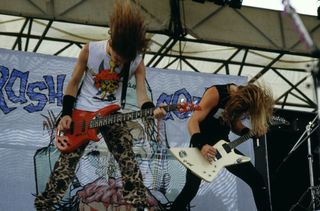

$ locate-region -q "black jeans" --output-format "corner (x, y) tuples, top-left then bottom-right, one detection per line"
(170, 149), (270, 211)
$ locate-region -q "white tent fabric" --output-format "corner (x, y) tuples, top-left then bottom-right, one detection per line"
(0, 1), (319, 211)
(1, 0), (319, 54)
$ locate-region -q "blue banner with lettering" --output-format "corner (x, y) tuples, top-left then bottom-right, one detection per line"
(0, 48), (256, 211)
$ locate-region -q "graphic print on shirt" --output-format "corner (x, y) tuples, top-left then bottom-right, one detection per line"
(92, 59), (121, 102)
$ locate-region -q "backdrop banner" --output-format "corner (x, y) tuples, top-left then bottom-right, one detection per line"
(0, 48), (256, 211)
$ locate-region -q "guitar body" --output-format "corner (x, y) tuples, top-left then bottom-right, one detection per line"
(55, 104), (121, 153)
(170, 139), (251, 182)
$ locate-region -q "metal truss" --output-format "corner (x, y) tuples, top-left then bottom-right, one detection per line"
(146, 35), (318, 112)
(0, 1), (318, 112)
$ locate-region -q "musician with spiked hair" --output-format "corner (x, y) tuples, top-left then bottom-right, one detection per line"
(34, 0), (165, 210)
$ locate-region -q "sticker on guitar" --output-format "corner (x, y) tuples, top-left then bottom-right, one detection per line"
(55, 102), (200, 153)
(169, 115), (290, 182)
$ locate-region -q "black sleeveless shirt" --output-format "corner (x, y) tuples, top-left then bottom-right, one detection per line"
(199, 84), (232, 145)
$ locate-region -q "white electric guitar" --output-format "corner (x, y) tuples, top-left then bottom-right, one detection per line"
(170, 116), (289, 182)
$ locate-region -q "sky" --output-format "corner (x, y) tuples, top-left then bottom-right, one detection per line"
(243, 0), (319, 16)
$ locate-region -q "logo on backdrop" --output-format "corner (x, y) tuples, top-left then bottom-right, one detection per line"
(157, 88), (201, 120)
(0, 65), (66, 114)
(0, 65), (200, 119)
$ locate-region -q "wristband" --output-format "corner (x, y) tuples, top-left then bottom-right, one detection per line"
(190, 132), (206, 150)
(61, 95), (76, 117)
(141, 101), (155, 109)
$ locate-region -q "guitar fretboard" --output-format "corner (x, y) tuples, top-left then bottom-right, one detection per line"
(228, 131), (255, 149)
(227, 115), (288, 149)
(89, 104), (177, 128)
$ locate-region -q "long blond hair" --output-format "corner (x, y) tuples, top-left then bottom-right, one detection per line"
(109, 0), (149, 60)
(222, 83), (274, 135)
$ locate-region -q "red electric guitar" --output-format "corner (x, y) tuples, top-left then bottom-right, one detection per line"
(55, 102), (200, 153)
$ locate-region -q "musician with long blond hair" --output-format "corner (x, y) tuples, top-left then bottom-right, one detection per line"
(170, 83), (274, 211)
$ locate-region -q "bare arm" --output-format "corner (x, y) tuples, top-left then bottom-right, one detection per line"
(188, 87), (220, 162)
(134, 60), (166, 119)
(134, 60), (151, 107)
(58, 44), (88, 130)
(64, 44), (89, 97)
(188, 87), (219, 135)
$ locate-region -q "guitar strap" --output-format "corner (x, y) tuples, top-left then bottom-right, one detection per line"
(120, 62), (130, 109)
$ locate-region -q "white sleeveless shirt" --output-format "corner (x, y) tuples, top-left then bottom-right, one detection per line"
(75, 40), (142, 112)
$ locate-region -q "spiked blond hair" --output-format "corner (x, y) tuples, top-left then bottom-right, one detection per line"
(109, 0), (149, 61)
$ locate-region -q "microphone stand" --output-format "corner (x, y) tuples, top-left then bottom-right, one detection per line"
(288, 115), (319, 211)
(281, 1), (320, 210)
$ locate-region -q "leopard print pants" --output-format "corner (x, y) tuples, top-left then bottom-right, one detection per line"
(34, 122), (148, 210)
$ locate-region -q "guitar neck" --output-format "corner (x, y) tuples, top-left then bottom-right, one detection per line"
(228, 131), (255, 149)
(227, 115), (289, 149)
(89, 104), (177, 129)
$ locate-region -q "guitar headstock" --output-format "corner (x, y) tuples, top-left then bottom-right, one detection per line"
(176, 102), (201, 113)
(269, 115), (290, 126)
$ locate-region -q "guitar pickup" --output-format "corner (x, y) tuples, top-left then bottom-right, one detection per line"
(215, 150), (222, 160)
(222, 143), (231, 153)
